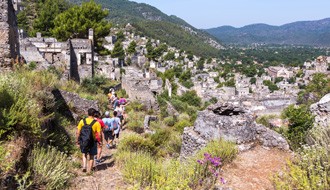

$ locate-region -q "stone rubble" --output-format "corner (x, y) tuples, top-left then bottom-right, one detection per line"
(180, 102), (289, 159)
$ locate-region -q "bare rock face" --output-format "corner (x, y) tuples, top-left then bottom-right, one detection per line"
(310, 93), (330, 127)
(180, 103), (289, 159)
(52, 89), (99, 122)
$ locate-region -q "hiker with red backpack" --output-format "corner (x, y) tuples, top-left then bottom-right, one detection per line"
(94, 111), (105, 165)
(76, 108), (101, 173)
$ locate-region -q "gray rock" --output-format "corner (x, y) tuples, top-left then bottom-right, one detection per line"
(310, 93), (330, 128)
(144, 115), (158, 129)
(52, 89), (99, 122)
(180, 102), (289, 159)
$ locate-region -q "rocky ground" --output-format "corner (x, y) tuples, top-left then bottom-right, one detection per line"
(220, 146), (292, 190)
(70, 143), (129, 190)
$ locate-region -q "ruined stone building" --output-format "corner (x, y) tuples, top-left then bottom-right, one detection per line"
(122, 67), (163, 110)
(20, 29), (95, 82)
(0, 0), (20, 69)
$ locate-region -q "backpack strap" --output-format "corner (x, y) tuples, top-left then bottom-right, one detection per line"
(83, 118), (87, 126)
(89, 120), (97, 128)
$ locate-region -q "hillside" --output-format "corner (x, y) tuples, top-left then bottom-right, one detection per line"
(205, 18), (330, 46)
(69, 0), (222, 57)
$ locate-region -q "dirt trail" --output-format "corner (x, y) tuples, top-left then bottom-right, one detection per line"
(70, 139), (129, 189)
(220, 146), (292, 190)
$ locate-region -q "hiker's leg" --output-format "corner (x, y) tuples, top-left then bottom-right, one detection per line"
(88, 143), (97, 172)
(97, 144), (102, 160)
(82, 153), (87, 170)
(88, 155), (94, 172)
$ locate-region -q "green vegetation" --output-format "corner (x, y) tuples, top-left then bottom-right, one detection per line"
(298, 73), (330, 104)
(17, 0), (70, 37)
(274, 145), (330, 190)
(53, 1), (111, 49)
(263, 80), (279, 92)
(282, 105), (314, 150)
(29, 145), (71, 190)
(115, 138), (237, 189)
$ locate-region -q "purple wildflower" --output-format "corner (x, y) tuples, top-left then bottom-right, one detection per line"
(197, 160), (204, 165)
(220, 177), (226, 184)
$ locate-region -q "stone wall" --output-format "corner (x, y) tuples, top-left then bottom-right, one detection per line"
(180, 102), (289, 159)
(310, 93), (330, 128)
(0, 0), (19, 68)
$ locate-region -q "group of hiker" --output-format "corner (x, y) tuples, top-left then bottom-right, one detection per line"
(75, 88), (128, 173)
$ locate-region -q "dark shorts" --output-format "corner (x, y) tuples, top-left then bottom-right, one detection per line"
(81, 141), (97, 156)
(104, 131), (114, 141)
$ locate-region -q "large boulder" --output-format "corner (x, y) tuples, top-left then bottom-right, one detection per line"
(52, 89), (99, 122)
(310, 93), (330, 127)
(180, 103), (289, 159)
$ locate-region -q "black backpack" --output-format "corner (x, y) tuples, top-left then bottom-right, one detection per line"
(79, 119), (97, 153)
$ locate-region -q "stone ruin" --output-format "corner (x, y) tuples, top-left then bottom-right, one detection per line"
(20, 29), (95, 82)
(122, 67), (163, 110)
(0, 0), (20, 69)
(310, 93), (330, 128)
(180, 102), (289, 159)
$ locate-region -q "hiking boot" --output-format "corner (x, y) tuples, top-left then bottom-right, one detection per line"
(95, 159), (101, 165)
(106, 144), (110, 149)
(82, 168), (87, 173)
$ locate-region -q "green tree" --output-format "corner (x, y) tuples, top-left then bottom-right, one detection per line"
(282, 105), (314, 150)
(52, 1), (111, 43)
(224, 78), (235, 87)
(116, 31), (125, 42)
(112, 41), (125, 60)
(179, 91), (201, 107)
(250, 77), (256, 85)
(275, 77), (284, 83)
(127, 41), (137, 55)
(263, 80), (279, 92)
(197, 58), (205, 70)
(164, 51), (175, 60)
(33, 0), (70, 36)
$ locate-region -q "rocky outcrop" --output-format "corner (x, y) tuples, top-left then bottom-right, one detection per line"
(52, 89), (99, 121)
(180, 103), (289, 159)
(310, 93), (330, 127)
(144, 115), (157, 129)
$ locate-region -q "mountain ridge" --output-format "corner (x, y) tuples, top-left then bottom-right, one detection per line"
(205, 18), (330, 46)
(69, 0), (223, 57)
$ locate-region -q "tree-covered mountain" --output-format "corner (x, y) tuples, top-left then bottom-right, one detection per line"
(205, 18), (330, 46)
(69, 0), (222, 57)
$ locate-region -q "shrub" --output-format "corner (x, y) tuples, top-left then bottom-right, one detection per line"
(150, 128), (171, 147)
(116, 151), (159, 188)
(273, 145), (330, 190)
(175, 119), (192, 133)
(188, 139), (238, 188)
(28, 62), (37, 70)
(195, 139), (238, 165)
(179, 91), (202, 107)
(29, 145), (71, 190)
(163, 131), (182, 157)
(126, 111), (145, 134)
(164, 116), (176, 127)
(117, 133), (156, 154)
(125, 101), (146, 112)
(0, 87), (43, 140)
(193, 153), (224, 189)
(282, 104), (315, 150)
(256, 114), (278, 128)
(178, 113), (190, 121)
(306, 125), (330, 153)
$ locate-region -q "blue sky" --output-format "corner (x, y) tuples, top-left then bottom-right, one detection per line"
(132, 0), (330, 29)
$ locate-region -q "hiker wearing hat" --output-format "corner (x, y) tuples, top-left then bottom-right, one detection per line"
(102, 111), (113, 149)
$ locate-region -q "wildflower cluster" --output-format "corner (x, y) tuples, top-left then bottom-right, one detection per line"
(195, 153), (226, 188)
